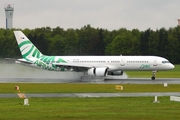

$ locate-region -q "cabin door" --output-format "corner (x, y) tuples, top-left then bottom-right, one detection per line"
(153, 59), (157, 66)
(120, 59), (125, 66)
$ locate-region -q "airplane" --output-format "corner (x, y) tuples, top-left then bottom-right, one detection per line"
(11, 31), (174, 80)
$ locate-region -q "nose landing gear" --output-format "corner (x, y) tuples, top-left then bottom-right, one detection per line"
(151, 70), (157, 80)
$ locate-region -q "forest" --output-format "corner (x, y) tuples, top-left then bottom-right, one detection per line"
(0, 25), (180, 64)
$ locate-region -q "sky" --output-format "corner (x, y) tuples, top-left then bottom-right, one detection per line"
(0, 0), (180, 31)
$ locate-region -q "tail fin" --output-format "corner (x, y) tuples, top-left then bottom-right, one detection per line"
(14, 31), (43, 60)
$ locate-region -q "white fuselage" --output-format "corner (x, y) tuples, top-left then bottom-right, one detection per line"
(49, 56), (174, 71)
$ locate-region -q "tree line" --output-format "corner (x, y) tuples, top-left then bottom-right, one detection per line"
(0, 25), (180, 64)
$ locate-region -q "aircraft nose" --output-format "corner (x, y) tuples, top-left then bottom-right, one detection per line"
(169, 64), (175, 69)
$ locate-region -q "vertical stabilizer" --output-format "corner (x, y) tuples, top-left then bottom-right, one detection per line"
(14, 31), (43, 60)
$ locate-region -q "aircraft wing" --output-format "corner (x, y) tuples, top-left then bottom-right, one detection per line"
(53, 62), (94, 71)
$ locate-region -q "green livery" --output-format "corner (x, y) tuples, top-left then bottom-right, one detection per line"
(15, 31), (67, 71)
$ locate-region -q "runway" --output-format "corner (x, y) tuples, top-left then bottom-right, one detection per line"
(0, 78), (180, 84)
(105, 78), (180, 84)
(1, 92), (180, 98)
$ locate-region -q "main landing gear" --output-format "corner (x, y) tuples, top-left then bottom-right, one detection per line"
(151, 70), (158, 80)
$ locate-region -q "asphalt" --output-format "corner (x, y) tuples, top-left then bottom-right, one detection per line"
(0, 78), (180, 84)
(1, 92), (180, 98)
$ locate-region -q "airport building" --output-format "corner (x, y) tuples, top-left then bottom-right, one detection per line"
(4, 4), (14, 29)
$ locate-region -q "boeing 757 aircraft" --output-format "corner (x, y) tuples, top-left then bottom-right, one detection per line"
(12, 31), (174, 80)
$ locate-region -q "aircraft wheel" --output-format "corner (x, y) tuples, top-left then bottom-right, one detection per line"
(151, 76), (155, 80)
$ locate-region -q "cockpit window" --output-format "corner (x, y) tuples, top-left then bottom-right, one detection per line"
(162, 61), (170, 63)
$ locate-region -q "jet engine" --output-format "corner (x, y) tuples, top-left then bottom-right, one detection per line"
(87, 67), (108, 77)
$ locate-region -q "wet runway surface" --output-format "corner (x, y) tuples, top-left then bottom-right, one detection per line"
(0, 78), (180, 84)
(105, 78), (180, 84)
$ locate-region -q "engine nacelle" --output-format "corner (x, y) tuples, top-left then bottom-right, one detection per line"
(87, 67), (108, 77)
(107, 71), (123, 76)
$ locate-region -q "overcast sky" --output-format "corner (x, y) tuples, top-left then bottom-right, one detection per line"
(1, 0), (180, 31)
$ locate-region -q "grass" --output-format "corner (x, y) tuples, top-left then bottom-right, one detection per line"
(0, 97), (180, 120)
(126, 64), (180, 78)
(0, 83), (180, 120)
(1, 83), (180, 119)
